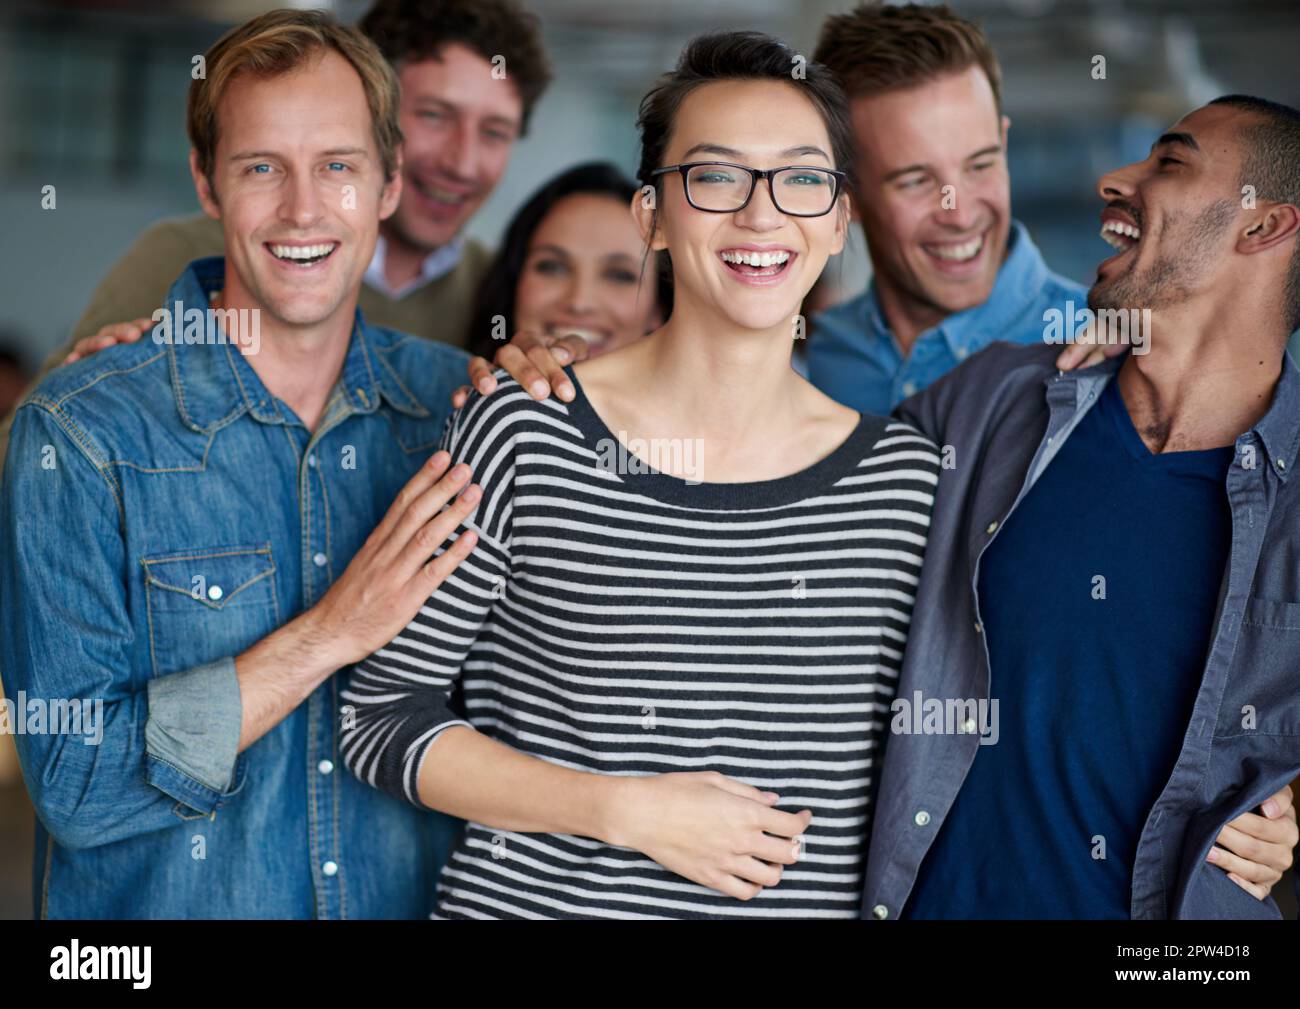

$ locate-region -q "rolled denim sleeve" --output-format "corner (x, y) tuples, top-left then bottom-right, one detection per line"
(0, 403), (243, 849)
(146, 655), (243, 799)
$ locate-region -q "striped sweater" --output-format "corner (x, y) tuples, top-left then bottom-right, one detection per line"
(341, 369), (941, 919)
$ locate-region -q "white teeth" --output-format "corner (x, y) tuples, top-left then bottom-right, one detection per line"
(270, 243), (337, 261)
(720, 249), (792, 267)
(1099, 220), (1142, 250)
(928, 235), (984, 261)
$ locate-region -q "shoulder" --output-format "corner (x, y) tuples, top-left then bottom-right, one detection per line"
(366, 324), (470, 412)
(10, 338), (175, 469)
(449, 371), (579, 447)
(871, 415), (943, 467)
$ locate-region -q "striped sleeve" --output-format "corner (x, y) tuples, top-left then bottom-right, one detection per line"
(340, 382), (525, 807)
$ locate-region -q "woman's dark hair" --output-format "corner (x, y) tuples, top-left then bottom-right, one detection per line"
(466, 161), (672, 360)
(636, 30), (856, 199)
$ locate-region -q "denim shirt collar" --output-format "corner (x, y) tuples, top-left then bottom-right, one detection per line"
(863, 219), (1051, 358)
(167, 256), (430, 433)
(1043, 346), (1300, 484)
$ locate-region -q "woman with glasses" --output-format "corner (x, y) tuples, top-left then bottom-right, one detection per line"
(341, 30), (941, 919)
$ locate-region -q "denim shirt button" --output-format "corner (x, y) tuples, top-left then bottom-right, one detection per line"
(986, 521), (999, 535)
(313, 552), (327, 567)
(914, 810), (931, 827)
(308, 454), (318, 469)
(322, 861), (338, 877)
(207, 584), (223, 601)
(871, 904), (889, 919)
(318, 760), (334, 775)
(902, 381), (918, 397)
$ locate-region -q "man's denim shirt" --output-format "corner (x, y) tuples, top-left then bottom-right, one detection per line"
(0, 257), (468, 918)
(808, 221), (1086, 415)
(868, 341), (1300, 920)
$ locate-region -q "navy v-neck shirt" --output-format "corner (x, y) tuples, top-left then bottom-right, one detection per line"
(905, 376), (1234, 919)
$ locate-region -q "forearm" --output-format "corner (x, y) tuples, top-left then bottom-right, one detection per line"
(234, 606), (350, 752)
(417, 725), (632, 844)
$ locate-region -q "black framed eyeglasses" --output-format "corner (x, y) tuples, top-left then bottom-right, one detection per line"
(650, 161), (846, 217)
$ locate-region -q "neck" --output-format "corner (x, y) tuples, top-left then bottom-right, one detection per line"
(213, 286), (355, 432)
(1116, 301), (1287, 453)
(378, 220), (437, 291)
(873, 277), (947, 355)
(624, 299), (803, 441)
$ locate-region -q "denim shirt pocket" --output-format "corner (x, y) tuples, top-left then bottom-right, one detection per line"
(141, 543), (281, 678)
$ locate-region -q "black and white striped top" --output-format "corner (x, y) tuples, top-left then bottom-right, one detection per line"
(341, 369), (941, 919)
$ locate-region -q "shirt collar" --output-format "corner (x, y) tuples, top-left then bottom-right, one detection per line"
(166, 256), (430, 433)
(862, 219), (1051, 357)
(1044, 347), (1300, 483)
(363, 233), (464, 299)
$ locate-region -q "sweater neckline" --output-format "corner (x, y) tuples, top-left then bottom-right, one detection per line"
(561, 364), (885, 510)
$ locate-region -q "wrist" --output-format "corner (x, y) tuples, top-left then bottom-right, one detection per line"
(594, 774), (642, 848)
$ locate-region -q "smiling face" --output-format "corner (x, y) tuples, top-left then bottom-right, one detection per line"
(642, 79), (848, 335)
(849, 66), (1009, 325)
(385, 43), (523, 252)
(514, 192), (660, 357)
(1089, 104), (1246, 314)
(193, 49), (400, 331)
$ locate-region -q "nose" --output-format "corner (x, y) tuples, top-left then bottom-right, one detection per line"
(280, 166), (324, 230)
(437, 118), (476, 183)
(565, 266), (598, 315)
(1097, 158), (1142, 204)
(733, 173), (784, 231)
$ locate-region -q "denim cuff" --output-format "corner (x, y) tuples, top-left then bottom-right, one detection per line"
(145, 655), (243, 812)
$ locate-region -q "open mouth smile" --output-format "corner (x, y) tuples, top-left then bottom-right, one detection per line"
(266, 242), (338, 268)
(921, 230), (988, 274)
(718, 247), (796, 286)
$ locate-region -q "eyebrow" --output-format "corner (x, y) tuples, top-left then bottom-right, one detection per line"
(229, 147), (371, 161)
(679, 143), (831, 162)
(882, 144), (1003, 182)
(1153, 131), (1200, 154)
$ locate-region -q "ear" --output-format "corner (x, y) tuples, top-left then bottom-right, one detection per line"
(1237, 202), (1300, 256)
(379, 146), (403, 222)
(190, 149), (221, 219)
(631, 186), (667, 252)
(1001, 114), (1012, 143)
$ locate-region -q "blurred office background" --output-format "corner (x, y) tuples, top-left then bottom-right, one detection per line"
(1, 0), (1298, 919)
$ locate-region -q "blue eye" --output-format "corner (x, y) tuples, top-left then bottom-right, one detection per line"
(327, 162), (347, 172)
(250, 164), (271, 174)
(783, 172), (828, 187)
(695, 171), (735, 185)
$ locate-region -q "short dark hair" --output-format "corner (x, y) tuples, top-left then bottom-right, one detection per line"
(814, 2), (1003, 112)
(466, 161), (672, 360)
(1210, 94), (1300, 332)
(360, 0), (552, 134)
(636, 30), (855, 195)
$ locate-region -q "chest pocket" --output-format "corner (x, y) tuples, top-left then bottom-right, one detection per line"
(1215, 597), (1300, 737)
(142, 544), (281, 678)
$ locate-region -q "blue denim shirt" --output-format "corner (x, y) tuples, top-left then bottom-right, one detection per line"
(866, 341), (1300, 919)
(0, 257), (468, 918)
(808, 221), (1086, 414)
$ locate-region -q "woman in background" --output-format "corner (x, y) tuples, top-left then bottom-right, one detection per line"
(466, 161), (669, 361)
